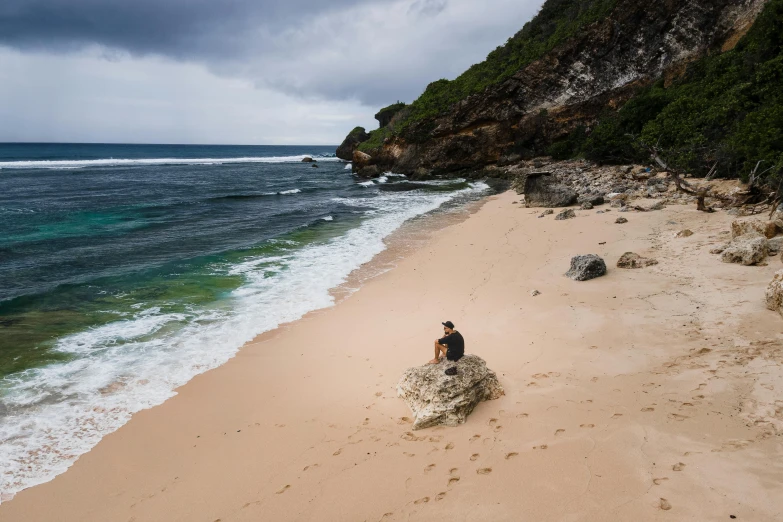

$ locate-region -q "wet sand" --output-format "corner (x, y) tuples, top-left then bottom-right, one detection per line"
(2, 191), (782, 521)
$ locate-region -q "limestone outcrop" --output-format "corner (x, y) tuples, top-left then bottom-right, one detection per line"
(519, 172), (577, 208)
(721, 234), (769, 265)
(765, 270), (783, 318)
(397, 355), (504, 430)
(731, 219), (778, 239)
(566, 254), (607, 281)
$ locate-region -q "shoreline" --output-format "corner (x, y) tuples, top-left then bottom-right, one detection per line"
(2, 191), (782, 521)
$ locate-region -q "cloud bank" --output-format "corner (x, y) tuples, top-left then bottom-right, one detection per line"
(0, 0), (543, 143)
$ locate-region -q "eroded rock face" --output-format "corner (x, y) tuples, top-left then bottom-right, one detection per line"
(721, 234), (768, 265)
(765, 270), (783, 318)
(731, 219), (777, 239)
(397, 355), (504, 430)
(566, 254), (607, 281)
(336, 127), (370, 161)
(617, 252), (658, 269)
(521, 173), (577, 208)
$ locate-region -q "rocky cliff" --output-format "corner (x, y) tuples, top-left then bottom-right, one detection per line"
(341, 0), (770, 178)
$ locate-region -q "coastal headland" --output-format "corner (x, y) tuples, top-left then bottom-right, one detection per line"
(2, 187), (782, 521)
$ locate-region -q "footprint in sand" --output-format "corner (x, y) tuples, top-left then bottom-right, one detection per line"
(425, 464), (436, 473)
(469, 434), (481, 442)
(428, 436), (443, 443)
(531, 373), (549, 379)
(362, 418), (370, 426)
(611, 414), (623, 419)
(516, 413), (529, 418)
(403, 452), (415, 457)
(505, 452), (519, 460)
(580, 424), (595, 428)
(435, 492), (447, 501)
(659, 498), (672, 511)
(276, 485), (290, 494)
(375, 392), (383, 397)
(534, 445), (548, 450)
(333, 449), (342, 456)
(477, 468), (492, 475)
(449, 468), (459, 475)
(668, 413), (689, 421)
(493, 425), (503, 433)
(681, 402), (694, 407)
(641, 407), (655, 412)
(448, 477), (460, 487)
(672, 462), (686, 471)
(470, 454), (480, 461)
(555, 429), (565, 436)
(445, 443), (454, 450)
(303, 464), (320, 471)
(402, 432), (426, 442)
(653, 477), (669, 485)
(488, 418), (498, 427)
(413, 497), (429, 505)
(397, 417), (412, 424)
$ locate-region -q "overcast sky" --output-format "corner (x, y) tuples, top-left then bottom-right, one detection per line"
(0, 0), (543, 144)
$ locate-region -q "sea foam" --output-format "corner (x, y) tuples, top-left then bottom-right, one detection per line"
(0, 155), (339, 170)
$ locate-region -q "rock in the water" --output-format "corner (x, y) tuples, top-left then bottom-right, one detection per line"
(731, 219), (777, 240)
(357, 165), (380, 178)
(555, 209), (576, 220)
(538, 209), (554, 218)
(676, 229), (694, 238)
(721, 234), (769, 266)
(352, 150), (373, 171)
(397, 355), (504, 430)
(765, 270), (783, 318)
(521, 173), (577, 208)
(566, 254), (607, 281)
(580, 202), (594, 210)
(617, 252), (658, 269)
(336, 127), (370, 161)
(301, 156), (314, 163)
(615, 217), (628, 224)
(312, 163), (319, 168)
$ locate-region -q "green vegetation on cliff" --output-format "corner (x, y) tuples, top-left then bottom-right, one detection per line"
(553, 0), (783, 181)
(398, 0), (619, 133)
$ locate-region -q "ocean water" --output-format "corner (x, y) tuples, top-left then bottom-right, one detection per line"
(0, 143), (489, 500)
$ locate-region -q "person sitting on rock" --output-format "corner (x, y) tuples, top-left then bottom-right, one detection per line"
(429, 321), (465, 364)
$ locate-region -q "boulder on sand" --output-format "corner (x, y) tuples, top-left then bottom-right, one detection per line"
(617, 252), (658, 269)
(397, 355), (504, 430)
(520, 172), (577, 208)
(731, 219), (777, 240)
(766, 270), (783, 318)
(555, 209), (576, 220)
(566, 254), (607, 281)
(721, 234), (768, 266)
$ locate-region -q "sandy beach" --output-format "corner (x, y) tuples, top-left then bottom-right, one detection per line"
(2, 190), (782, 521)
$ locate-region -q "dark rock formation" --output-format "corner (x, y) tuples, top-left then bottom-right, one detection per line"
(616, 217), (628, 224)
(375, 102), (406, 128)
(566, 255), (607, 281)
(617, 252), (658, 269)
(397, 355), (504, 430)
(301, 156), (314, 162)
(555, 209), (576, 220)
(336, 127), (370, 161)
(521, 172), (577, 207)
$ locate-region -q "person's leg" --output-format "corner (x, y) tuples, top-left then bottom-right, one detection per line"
(429, 342), (446, 364)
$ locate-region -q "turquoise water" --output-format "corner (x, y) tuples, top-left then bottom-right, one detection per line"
(0, 143), (488, 499)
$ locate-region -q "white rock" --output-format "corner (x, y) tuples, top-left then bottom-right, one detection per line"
(765, 270), (783, 318)
(721, 234), (769, 266)
(397, 355), (504, 430)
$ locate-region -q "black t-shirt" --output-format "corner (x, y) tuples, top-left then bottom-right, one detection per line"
(438, 331), (465, 361)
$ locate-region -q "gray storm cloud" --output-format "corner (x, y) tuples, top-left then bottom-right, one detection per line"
(0, 0), (542, 106)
